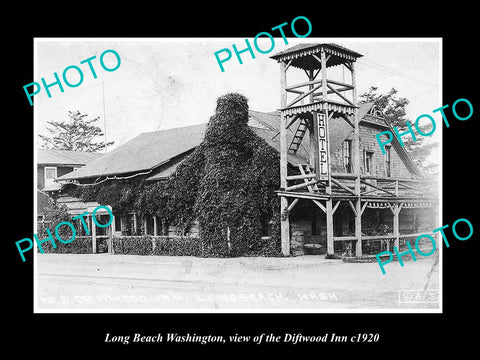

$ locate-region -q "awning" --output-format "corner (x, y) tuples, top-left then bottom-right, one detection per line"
(56, 196), (111, 216)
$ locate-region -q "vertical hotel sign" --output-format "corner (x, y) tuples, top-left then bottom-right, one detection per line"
(317, 112), (329, 180)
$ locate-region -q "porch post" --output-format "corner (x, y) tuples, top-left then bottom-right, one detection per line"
(133, 213), (138, 234)
(394, 203), (403, 249)
(153, 216), (158, 236)
(355, 199), (362, 256)
(280, 60), (290, 256)
(91, 215), (97, 254)
(308, 70), (316, 169)
(326, 201), (334, 254)
(108, 213), (115, 254)
(111, 213), (116, 233)
(351, 61), (362, 257)
(152, 216), (157, 252)
(320, 49), (335, 256)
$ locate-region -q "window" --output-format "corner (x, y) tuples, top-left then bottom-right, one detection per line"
(114, 215), (122, 233)
(157, 219), (166, 236)
(44, 166), (57, 188)
(76, 216), (91, 236)
(37, 215), (45, 222)
(146, 216), (155, 235)
(364, 151), (374, 175)
(95, 214), (109, 236)
(342, 140), (352, 173)
(261, 215), (272, 237)
(127, 213), (137, 235)
(385, 146), (391, 177)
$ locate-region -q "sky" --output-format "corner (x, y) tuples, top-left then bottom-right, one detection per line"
(34, 37), (441, 165)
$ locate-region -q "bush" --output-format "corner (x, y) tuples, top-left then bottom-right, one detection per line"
(40, 236), (93, 254)
(113, 236), (153, 255)
(244, 236), (282, 257)
(37, 202), (93, 254)
(186, 93), (281, 257)
(112, 236), (201, 256)
(153, 237), (201, 256)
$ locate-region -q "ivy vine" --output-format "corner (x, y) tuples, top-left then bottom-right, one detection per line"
(69, 93), (282, 257)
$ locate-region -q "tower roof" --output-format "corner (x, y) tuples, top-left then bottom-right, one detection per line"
(270, 43), (363, 70)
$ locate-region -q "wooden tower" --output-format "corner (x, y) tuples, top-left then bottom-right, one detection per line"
(270, 43), (363, 256)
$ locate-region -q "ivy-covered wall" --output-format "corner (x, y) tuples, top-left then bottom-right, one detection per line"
(68, 93), (282, 257)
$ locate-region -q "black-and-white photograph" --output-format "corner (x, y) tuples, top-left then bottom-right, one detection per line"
(32, 38), (442, 313)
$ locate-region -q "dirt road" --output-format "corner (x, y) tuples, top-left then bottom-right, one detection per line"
(35, 253), (440, 311)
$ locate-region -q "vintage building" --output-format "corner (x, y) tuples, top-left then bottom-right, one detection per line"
(270, 43), (437, 257)
(37, 149), (102, 221)
(37, 149), (102, 190)
(51, 43), (438, 257)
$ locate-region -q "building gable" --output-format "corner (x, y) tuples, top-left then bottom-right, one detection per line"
(356, 101), (422, 177)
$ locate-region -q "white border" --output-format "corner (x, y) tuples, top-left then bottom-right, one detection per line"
(33, 37), (443, 314)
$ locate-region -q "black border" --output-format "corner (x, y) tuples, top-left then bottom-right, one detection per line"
(7, 6), (478, 354)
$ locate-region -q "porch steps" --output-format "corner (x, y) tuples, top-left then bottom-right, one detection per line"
(341, 253), (419, 263)
(342, 255), (380, 263)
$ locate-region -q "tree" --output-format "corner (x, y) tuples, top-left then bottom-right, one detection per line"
(359, 87), (438, 174)
(39, 111), (114, 152)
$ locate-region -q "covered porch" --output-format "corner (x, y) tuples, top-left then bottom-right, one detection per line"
(279, 172), (438, 257)
(37, 196), (116, 254)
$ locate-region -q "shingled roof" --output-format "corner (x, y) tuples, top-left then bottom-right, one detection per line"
(38, 149), (102, 166)
(58, 123), (207, 181)
(57, 106), (421, 182)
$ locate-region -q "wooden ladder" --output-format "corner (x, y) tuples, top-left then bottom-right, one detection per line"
(288, 118), (308, 154)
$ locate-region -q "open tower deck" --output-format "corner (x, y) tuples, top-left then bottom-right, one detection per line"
(270, 43), (437, 256)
